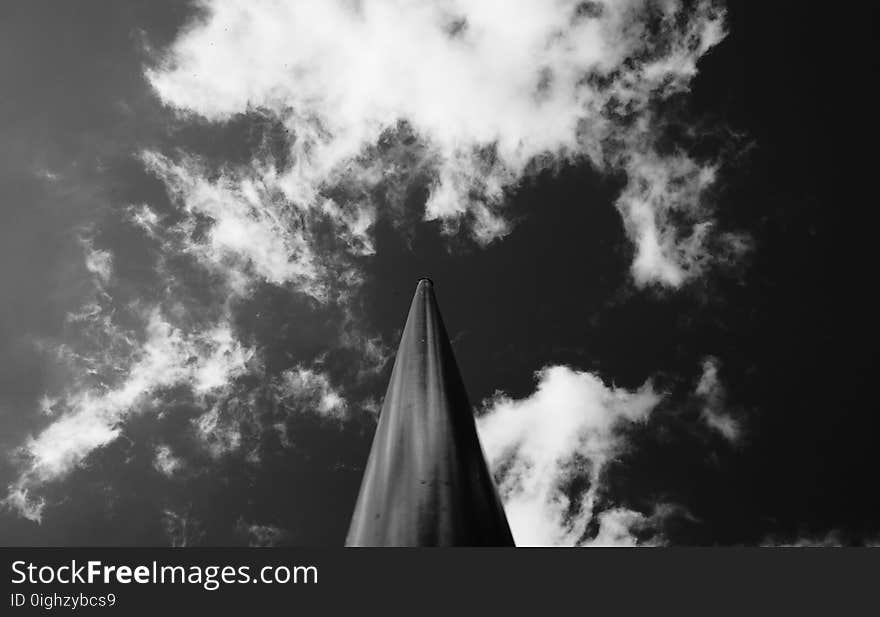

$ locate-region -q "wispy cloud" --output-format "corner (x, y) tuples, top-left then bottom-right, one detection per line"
(276, 367), (348, 419)
(140, 151), (373, 302)
(81, 238), (114, 286)
(163, 507), (205, 547)
(147, 0), (743, 288)
(4, 305), (253, 522)
(236, 520), (289, 547)
(695, 356), (742, 443)
(153, 444), (184, 477)
(3, 179), (393, 522)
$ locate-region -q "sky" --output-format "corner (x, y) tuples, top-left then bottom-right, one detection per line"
(0, 0), (876, 546)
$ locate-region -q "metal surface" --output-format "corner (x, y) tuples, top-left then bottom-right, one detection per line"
(346, 279), (514, 546)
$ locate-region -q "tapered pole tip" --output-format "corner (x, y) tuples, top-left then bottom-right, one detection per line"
(345, 274), (514, 546)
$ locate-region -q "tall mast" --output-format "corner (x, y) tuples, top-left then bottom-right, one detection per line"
(346, 279), (514, 546)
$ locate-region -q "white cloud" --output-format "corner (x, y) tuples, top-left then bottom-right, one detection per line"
(586, 507), (657, 547)
(188, 362), (363, 461)
(7, 150), (391, 523)
(153, 444), (184, 477)
(193, 403), (244, 459)
(477, 365), (665, 546)
(138, 150), (375, 304)
(37, 395), (58, 416)
(3, 308), (253, 521)
(81, 238), (113, 285)
(276, 366), (348, 418)
(146, 0), (741, 288)
(3, 486), (46, 524)
(142, 153), (323, 298)
(695, 356), (741, 443)
(473, 359), (745, 545)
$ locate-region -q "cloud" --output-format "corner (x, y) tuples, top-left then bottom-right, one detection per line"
(2, 486), (46, 525)
(193, 402), (246, 459)
(146, 0), (743, 288)
(140, 151), (373, 302)
(276, 367), (349, 419)
(3, 304), (253, 522)
(5, 157), (390, 524)
(477, 365), (667, 546)
(186, 363), (351, 460)
(162, 508), (205, 547)
(153, 444), (184, 477)
(695, 356), (741, 443)
(586, 505), (680, 547)
(81, 238), (114, 286)
(236, 520), (289, 547)
(475, 358), (748, 546)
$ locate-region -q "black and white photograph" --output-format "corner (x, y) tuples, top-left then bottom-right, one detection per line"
(0, 0), (877, 608)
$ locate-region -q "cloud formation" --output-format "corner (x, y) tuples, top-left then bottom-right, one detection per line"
(147, 0), (743, 287)
(140, 151), (373, 302)
(153, 444), (184, 477)
(695, 356), (741, 443)
(477, 357), (750, 545)
(276, 367), (348, 419)
(3, 220), (382, 524)
(4, 305), (253, 522)
(477, 365), (667, 546)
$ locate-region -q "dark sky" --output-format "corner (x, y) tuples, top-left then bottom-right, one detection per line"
(0, 1), (877, 546)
